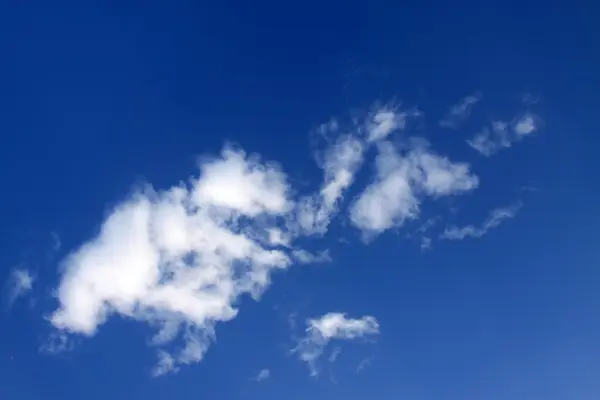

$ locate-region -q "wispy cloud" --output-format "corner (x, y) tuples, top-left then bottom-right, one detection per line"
(366, 107), (420, 143)
(292, 249), (331, 264)
(294, 313), (379, 376)
(297, 106), (418, 235)
(441, 203), (521, 240)
(468, 113), (541, 156)
(356, 358), (371, 373)
(328, 346), (341, 363)
(297, 134), (365, 235)
(420, 237), (432, 252)
(439, 92), (482, 129)
(255, 369), (270, 382)
(42, 97), (533, 376)
(349, 141), (478, 239)
(4, 268), (35, 308)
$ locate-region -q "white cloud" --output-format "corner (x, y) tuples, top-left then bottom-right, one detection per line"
(292, 249), (331, 264)
(296, 135), (365, 235)
(514, 114), (537, 136)
(441, 203), (521, 240)
(294, 313), (379, 376)
(296, 106), (420, 235)
(439, 93), (482, 129)
(350, 141), (478, 238)
(4, 268), (35, 307)
(366, 108), (419, 143)
(49, 146), (295, 375)
(43, 97), (531, 376)
(468, 113), (540, 156)
(255, 369), (270, 382)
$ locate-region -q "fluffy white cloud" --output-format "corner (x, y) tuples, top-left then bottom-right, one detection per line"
(4, 268), (35, 307)
(468, 113), (540, 156)
(439, 93), (482, 129)
(295, 313), (379, 376)
(49, 146), (295, 375)
(441, 203), (521, 240)
(350, 141), (478, 238)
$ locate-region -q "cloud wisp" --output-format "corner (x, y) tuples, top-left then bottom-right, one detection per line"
(349, 141), (479, 239)
(467, 113), (541, 156)
(294, 313), (379, 376)
(297, 107), (415, 235)
(439, 93), (482, 129)
(255, 369), (270, 382)
(441, 203), (521, 240)
(3, 268), (35, 308)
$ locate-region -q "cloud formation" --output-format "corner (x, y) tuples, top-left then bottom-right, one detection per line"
(441, 203), (521, 240)
(255, 369), (270, 382)
(350, 141), (478, 238)
(44, 99), (532, 376)
(439, 93), (482, 129)
(297, 107), (415, 235)
(4, 268), (35, 308)
(50, 146), (296, 375)
(467, 113), (540, 156)
(294, 313), (379, 376)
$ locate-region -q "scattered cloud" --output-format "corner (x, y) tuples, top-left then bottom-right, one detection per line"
(40, 332), (74, 355)
(441, 203), (521, 240)
(514, 114), (537, 136)
(468, 113), (541, 156)
(294, 313), (379, 376)
(366, 108), (420, 143)
(328, 346), (341, 363)
(420, 237), (432, 252)
(43, 98), (533, 376)
(297, 106), (419, 235)
(255, 369), (270, 382)
(356, 358), (371, 373)
(439, 92), (482, 129)
(349, 141), (478, 239)
(292, 249), (331, 264)
(418, 216), (439, 233)
(3, 268), (35, 308)
(297, 134), (365, 235)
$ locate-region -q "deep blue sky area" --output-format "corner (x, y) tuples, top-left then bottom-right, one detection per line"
(1, 1), (599, 400)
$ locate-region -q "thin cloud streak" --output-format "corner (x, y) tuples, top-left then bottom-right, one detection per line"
(3, 268), (35, 308)
(439, 92), (482, 129)
(441, 203), (522, 240)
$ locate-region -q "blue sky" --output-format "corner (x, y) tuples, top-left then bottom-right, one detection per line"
(1, 1), (599, 399)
